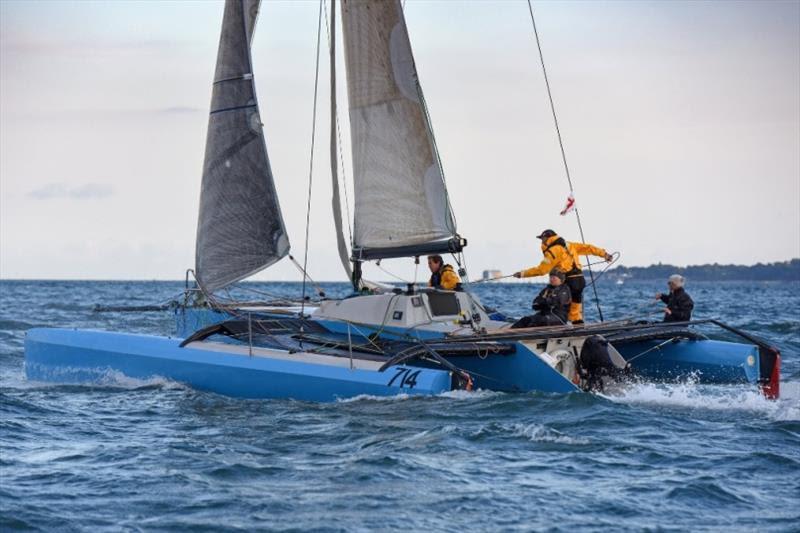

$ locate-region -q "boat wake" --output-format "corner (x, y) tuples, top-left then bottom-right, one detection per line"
(603, 378), (800, 421)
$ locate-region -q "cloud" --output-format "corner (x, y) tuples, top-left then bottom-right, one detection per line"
(28, 183), (114, 200)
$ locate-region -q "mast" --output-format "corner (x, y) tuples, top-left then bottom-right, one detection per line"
(195, 0), (290, 293)
(340, 0), (464, 282)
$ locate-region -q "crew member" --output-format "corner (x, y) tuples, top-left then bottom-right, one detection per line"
(513, 229), (613, 324)
(427, 255), (460, 291)
(511, 268), (572, 328)
(656, 274), (694, 322)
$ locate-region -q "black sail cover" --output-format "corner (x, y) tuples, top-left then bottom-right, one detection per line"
(195, 0), (289, 292)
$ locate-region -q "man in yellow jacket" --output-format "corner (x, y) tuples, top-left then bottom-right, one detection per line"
(513, 229), (613, 324)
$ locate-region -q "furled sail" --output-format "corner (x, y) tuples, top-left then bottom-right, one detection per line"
(341, 0), (461, 260)
(195, 0), (289, 292)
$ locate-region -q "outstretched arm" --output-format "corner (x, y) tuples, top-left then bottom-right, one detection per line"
(570, 242), (608, 259)
(516, 257), (552, 278)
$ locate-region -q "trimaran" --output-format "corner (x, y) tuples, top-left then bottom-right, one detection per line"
(25, 0), (781, 401)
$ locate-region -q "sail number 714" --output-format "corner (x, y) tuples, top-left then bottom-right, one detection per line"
(387, 367), (420, 389)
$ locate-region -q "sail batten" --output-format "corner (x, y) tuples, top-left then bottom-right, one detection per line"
(195, 0), (289, 292)
(341, 0), (458, 259)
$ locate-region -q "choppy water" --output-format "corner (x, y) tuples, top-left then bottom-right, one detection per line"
(1, 280), (798, 531)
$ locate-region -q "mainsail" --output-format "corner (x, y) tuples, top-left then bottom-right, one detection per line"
(195, 0), (289, 292)
(341, 0), (461, 260)
(329, 0), (352, 280)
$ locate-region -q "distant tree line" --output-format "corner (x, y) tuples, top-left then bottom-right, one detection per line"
(605, 259), (800, 281)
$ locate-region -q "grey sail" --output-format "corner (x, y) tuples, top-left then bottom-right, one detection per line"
(341, 0), (460, 260)
(329, 0), (353, 280)
(195, 0), (289, 292)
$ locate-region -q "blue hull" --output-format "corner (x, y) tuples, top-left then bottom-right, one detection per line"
(24, 328), (454, 402)
(438, 347), (579, 393)
(616, 339), (760, 384)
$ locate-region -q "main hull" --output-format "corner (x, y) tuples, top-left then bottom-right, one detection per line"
(24, 328), (455, 401)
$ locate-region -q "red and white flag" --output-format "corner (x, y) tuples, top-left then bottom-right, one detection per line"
(560, 193), (576, 216)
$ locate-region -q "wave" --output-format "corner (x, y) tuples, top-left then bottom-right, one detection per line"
(23, 366), (188, 392)
(467, 421), (590, 445)
(335, 388), (504, 403)
(437, 388), (505, 401)
(94, 369), (188, 390)
(508, 423), (591, 445)
(0, 320), (37, 331)
(666, 480), (749, 505)
(335, 392), (413, 403)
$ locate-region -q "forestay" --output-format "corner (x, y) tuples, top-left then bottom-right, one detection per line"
(341, 0), (459, 259)
(195, 0), (289, 292)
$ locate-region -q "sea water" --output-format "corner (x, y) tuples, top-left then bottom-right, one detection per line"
(1, 280), (798, 531)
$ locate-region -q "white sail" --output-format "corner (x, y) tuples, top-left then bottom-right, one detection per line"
(341, 0), (458, 259)
(195, 0), (289, 292)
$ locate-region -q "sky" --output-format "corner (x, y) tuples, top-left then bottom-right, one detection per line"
(1, 0), (798, 282)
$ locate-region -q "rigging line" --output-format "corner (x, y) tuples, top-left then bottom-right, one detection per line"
(301, 0), (325, 320)
(321, 0), (353, 244)
(583, 252), (620, 289)
(375, 261), (410, 284)
(225, 283), (305, 303)
(454, 251), (486, 331)
(526, 1), (573, 192)
(525, 0), (604, 322)
(289, 254), (326, 299)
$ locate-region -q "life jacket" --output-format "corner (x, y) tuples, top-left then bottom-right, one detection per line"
(542, 237), (582, 277)
(429, 264), (460, 290)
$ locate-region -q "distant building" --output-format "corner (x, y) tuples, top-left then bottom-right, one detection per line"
(482, 269), (502, 281)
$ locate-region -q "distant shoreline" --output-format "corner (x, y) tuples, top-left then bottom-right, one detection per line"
(603, 259), (800, 282)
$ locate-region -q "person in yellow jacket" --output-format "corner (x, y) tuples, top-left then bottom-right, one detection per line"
(427, 255), (461, 291)
(513, 229), (613, 324)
